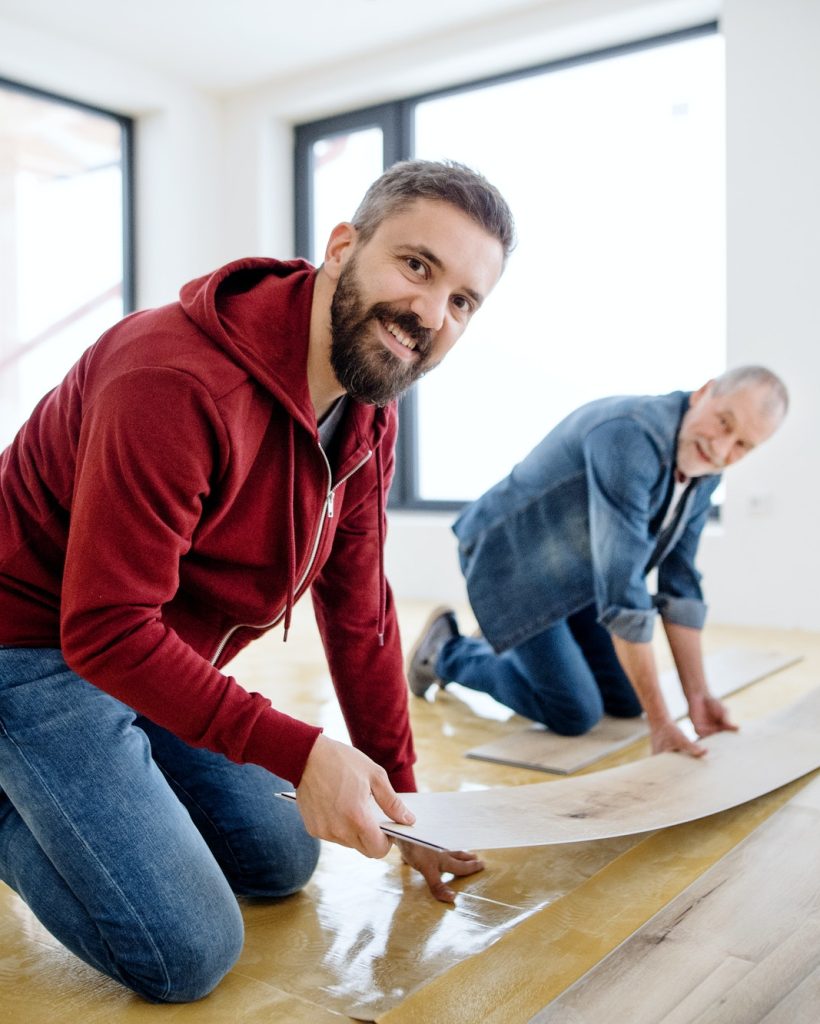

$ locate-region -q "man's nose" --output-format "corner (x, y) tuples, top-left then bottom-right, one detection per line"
(712, 433), (735, 464)
(410, 290), (448, 331)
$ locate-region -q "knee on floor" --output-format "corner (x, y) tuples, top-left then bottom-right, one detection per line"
(548, 704), (603, 736)
(225, 824), (321, 899)
(123, 900), (245, 1003)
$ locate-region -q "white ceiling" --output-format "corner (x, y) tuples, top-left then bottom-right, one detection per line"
(0, 0), (554, 95)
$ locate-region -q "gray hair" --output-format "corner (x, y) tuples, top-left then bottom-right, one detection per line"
(710, 365), (789, 419)
(351, 159), (516, 262)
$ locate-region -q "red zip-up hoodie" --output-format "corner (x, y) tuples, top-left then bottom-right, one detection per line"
(0, 258), (416, 791)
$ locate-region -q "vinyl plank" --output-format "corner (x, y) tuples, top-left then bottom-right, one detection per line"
(659, 957), (755, 1024)
(758, 964), (820, 1024)
(466, 649), (800, 774)
(688, 917), (820, 1024)
(383, 687), (820, 850)
(529, 774), (820, 1024)
(376, 776), (813, 1024)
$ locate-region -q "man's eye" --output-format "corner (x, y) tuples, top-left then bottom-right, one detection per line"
(406, 257), (426, 276)
(452, 295), (472, 314)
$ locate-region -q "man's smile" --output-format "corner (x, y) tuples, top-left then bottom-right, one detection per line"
(376, 314), (427, 364)
(385, 320), (417, 352)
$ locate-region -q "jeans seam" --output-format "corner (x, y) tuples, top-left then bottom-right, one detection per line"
(2, 730), (173, 999)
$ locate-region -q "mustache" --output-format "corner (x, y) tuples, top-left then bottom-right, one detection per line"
(371, 303), (434, 358)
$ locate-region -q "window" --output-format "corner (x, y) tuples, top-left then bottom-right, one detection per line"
(0, 78), (133, 450)
(294, 24), (724, 509)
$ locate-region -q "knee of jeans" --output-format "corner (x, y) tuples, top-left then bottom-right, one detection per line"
(124, 900), (245, 1004)
(228, 826), (321, 899)
(548, 702), (603, 736)
(605, 696), (643, 719)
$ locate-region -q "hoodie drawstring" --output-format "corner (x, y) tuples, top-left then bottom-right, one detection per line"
(375, 444), (386, 647)
(283, 417), (296, 641)
(281, 421), (385, 646)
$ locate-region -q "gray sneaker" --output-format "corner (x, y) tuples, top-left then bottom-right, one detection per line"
(406, 606), (460, 697)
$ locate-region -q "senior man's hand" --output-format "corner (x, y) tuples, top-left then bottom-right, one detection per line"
(650, 719), (707, 758)
(688, 692), (739, 738)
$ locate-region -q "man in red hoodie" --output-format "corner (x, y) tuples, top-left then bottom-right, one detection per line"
(0, 160), (514, 1001)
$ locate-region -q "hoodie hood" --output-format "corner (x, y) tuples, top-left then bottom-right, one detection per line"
(179, 257), (319, 433)
(179, 256), (393, 452)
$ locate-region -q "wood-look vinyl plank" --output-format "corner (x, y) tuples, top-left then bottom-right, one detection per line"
(758, 964), (820, 1024)
(377, 774), (816, 1024)
(529, 775), (820, 1024)
(688, 919), (820, 1024)
(466, 649), (800, 774)
(659, 957), (755, 1024)
(384, 687), (820, 850)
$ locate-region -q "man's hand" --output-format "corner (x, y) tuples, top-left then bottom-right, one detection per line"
(688, 693), (739, 738)
(650, 719), (707, 757)
(295, 734), (414, 858)
(395, 840), (484, 903)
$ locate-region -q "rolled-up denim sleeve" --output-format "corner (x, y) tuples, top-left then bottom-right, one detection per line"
(583, 420), (662, 644)
(654, 483), (717, 630)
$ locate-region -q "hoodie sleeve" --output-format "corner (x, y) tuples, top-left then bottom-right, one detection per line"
(60, 367), (321, 784)
(309, 411), (417, 793)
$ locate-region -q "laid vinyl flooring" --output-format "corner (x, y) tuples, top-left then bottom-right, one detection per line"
(1, 600), (818, 1023)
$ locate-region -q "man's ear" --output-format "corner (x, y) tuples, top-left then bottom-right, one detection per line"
(322, 222), (357, 282)
(689, 379), (714, 406)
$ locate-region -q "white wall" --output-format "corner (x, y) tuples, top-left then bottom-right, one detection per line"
(698, 0), (820, 631)
(2, 0), (817, 631)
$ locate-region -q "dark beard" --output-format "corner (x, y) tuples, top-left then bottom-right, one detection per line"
(329, 257), (435, 406)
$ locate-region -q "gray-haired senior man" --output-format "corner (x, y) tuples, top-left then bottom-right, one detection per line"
(408, 367), (788, 757)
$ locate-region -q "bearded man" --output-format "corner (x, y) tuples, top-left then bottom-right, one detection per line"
(0, 160), (514, 1002)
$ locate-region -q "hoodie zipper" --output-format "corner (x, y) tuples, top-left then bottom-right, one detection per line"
(209, 444), (374, 666)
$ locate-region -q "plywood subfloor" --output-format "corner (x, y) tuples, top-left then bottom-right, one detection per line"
(1, 602), (818, 1022)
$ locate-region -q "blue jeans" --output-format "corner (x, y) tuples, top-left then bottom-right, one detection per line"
(0, 647), (320, 1003)
(437, 603), (642, 733)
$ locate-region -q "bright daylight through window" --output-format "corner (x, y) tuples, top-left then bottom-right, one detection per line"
(0, 81), (130, 450)
(295, 27), (725, 508)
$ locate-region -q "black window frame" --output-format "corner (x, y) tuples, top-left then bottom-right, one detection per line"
(293, 21), (719, 512)
(0, 74), (137, 314)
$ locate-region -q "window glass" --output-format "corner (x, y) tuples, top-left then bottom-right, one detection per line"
(311, 128), (383, 260)
(0, 84), (127, 449)
(412, 33), (724, 501)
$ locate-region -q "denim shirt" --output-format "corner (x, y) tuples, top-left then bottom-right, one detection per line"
(453, 392), (721, 651)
